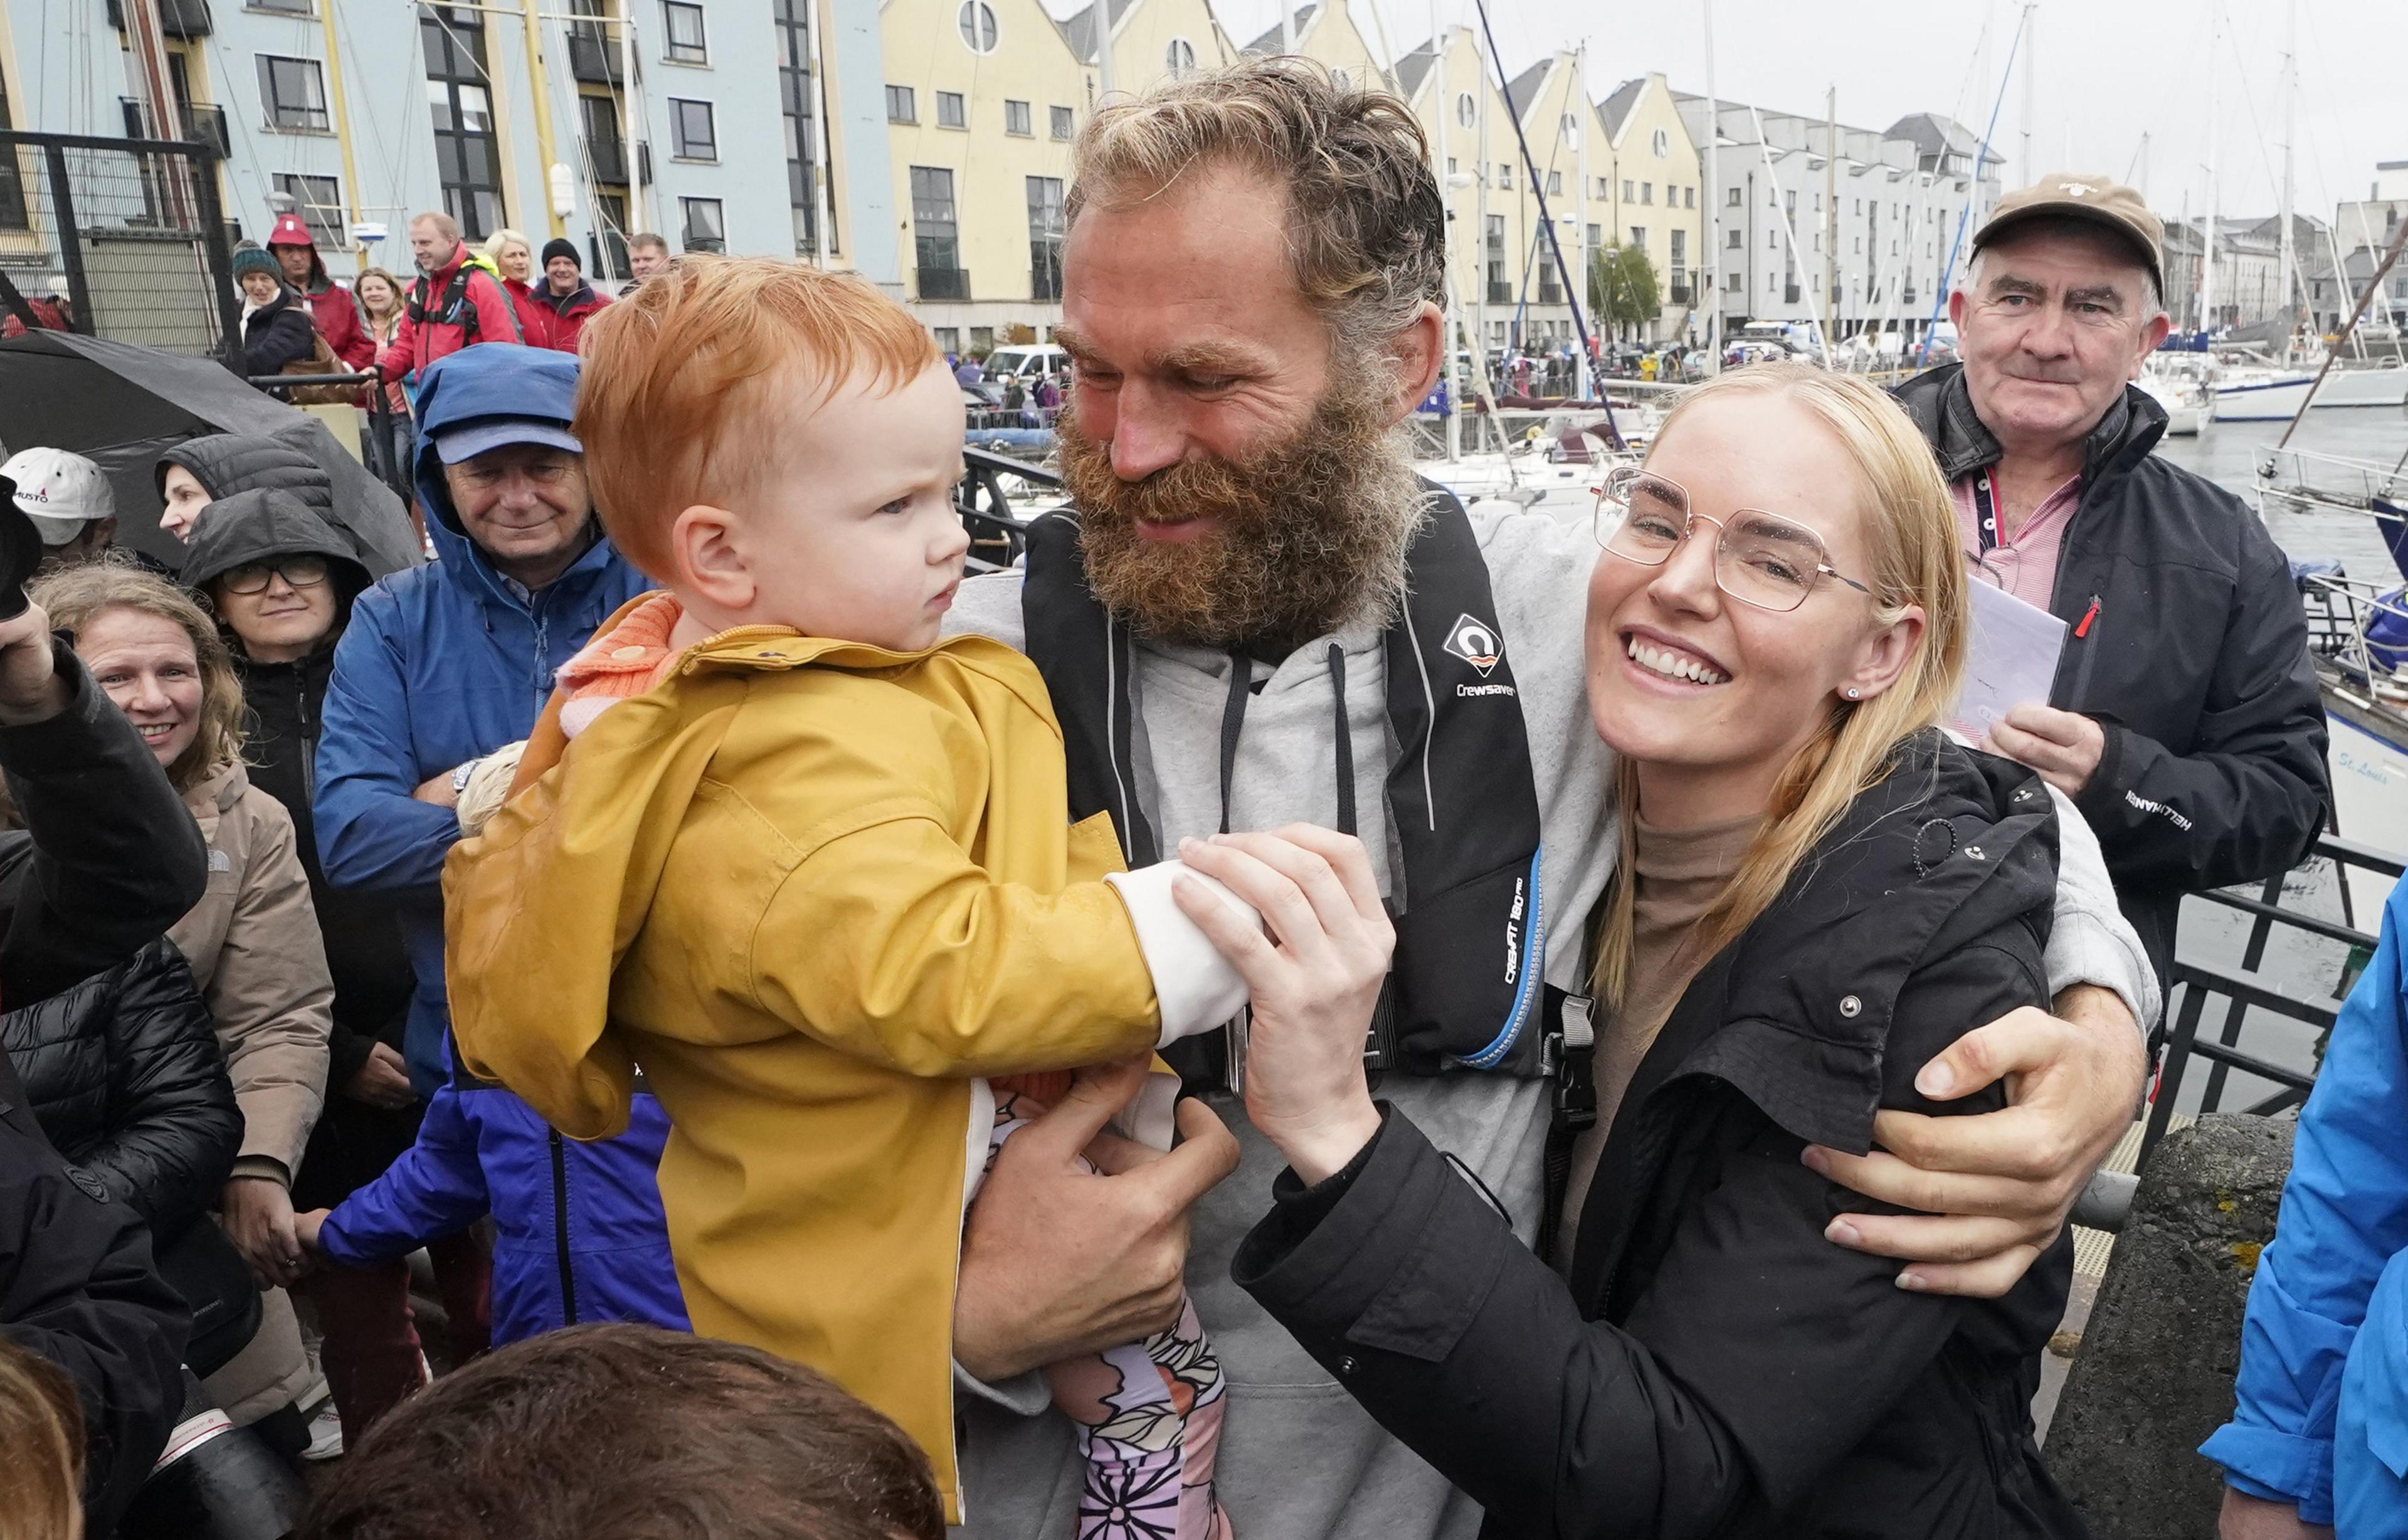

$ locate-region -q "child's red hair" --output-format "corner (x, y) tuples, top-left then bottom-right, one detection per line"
(574, 256), (941, 581)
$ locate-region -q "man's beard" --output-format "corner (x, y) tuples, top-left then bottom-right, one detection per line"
(1057, 376), (1428, 655)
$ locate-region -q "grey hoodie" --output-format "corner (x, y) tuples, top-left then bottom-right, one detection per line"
(944, 503), (2153, 1538)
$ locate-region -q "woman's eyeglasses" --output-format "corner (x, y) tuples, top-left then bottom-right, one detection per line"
(1593, 467), (1873, 614)
(219, 556), (330, 596)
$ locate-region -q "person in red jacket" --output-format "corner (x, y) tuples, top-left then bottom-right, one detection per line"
(374, 211), (524, 398)
(533, 240), (608, 354)
(267, 212), (376, 371)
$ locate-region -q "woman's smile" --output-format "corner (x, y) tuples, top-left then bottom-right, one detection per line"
(1619, 626), (1732, 688)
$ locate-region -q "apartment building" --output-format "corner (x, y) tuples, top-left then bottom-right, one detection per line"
(1676, 93), (1999, 346)
(1593, 71), (1701, 344)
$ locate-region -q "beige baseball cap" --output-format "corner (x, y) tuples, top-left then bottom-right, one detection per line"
(1973, 174), (2164, 296)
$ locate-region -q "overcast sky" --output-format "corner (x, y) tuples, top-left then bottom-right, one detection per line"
(1188, 0), (2404, 228)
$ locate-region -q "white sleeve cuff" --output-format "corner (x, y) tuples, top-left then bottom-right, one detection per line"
(1104, 860), (1257, 1047)
(2041, 779), (2162, 1029)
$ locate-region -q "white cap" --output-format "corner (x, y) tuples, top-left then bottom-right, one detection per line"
(2, 446), (115, 546)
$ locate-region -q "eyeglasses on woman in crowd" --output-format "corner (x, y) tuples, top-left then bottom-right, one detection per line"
(1593, 466), (1873, 614)
(219, 556), (331, 595)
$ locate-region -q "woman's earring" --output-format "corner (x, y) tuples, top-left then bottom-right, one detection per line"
(1845, 687), (1862, 700)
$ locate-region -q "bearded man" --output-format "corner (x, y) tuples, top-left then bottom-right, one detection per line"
(943, 61), (2160, 1539)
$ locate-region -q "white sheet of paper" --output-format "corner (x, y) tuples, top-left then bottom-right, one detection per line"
(1948, 579), (2067, 742)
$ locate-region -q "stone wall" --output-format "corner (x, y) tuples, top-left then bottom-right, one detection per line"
(2045, 1115), (2295, 1539)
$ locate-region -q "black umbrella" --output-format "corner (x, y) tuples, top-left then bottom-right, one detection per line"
(0, 331), (421, 579)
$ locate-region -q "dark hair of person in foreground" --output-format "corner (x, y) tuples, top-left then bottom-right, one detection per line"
(295, 1324), (944, 1540)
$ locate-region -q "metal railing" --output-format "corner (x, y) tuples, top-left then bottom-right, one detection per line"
(951, 443), (1063, 573)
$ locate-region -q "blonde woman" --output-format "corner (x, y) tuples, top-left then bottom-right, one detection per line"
(31, 565), (336, 1439)
(482, 228), (553, 348)
(1205, 366), (2085, 1536)
(0, 1339), (83, 1540)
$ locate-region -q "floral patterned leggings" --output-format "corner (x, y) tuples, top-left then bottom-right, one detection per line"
(987, 1082), (1233, 1540)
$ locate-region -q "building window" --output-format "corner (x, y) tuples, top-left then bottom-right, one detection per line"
(1546, 171), (1561, 196)
(0, 60), (25, 229)
(1585, 221), (1602, 250)
(1560, 112), (1577, 147)
(1331, 66), (1348, 89)
(1785, 190), (1796, 213)
(1726, 185), (1741, 207)
(911, 165), (962, 297)
(661, 0), (707, 61)
(274, 172), (344, 246)
(1455, 92), (1474, 129)
(1670, 228), (1686, 268)
(256, 55), (329, 132)
(1630, 226), (1645, 249)
(1684, 186), (1695, 208)
(1652, 127), (1669, 157)
(1595, 176), (1608, 199)
(250, 0), (312, 14)
(1640, 182), (1652, 204)
(936, 91), (966, 129)
(680, 196), (724, 252)
(1727, 227), (1741, 248)
(1446, 157), (1457, 176)
(422, 9), (504, 238)
(956, 0), (996, 53)
(1050, 104), (1074, 140)
(1001, 98), (1030, 136)
(1622, 179), (1634, 201)
(1728, 270), (1741, 293)
(886, 85), (915, 122)
(1484, 213), (1505, 300)
(934, 326), (961, 354)
(1497, 164), (1511, 191)
(1028, 174), (1064, 300)
(1165, 37), (1195, 75)
(670, 98), (716, 160)
(774, 0), (819, 255)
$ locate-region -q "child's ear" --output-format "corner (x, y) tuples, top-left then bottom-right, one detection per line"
(672, 505), (754, 611)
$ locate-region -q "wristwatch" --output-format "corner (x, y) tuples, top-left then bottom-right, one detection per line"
(452, 759), (477, 795)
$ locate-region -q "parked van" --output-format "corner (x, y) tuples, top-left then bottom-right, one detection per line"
(984, 343), (1069, 382)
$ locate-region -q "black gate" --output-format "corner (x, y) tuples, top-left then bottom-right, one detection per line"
(0, 129), (240, 366)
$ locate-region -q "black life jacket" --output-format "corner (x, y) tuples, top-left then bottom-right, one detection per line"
(1020, 483), (1591, 1091)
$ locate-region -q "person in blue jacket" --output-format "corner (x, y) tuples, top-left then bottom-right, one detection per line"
(2202, 871), (2408, 1539)
(293, 1043), (687, 1343)
(313, 343), (650, 1098)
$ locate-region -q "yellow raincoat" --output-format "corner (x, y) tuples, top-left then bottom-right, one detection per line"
(443, 612), (1166, 1516)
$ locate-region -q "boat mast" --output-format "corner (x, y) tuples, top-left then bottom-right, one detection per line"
(1574, 40), (1591, 400)
(2200, 8), (2218, 340)
(2278, 0), (2298, 359)
(1429, 0), (1461, 460)
(2020, 3), (2037, 188)
(1823, 86), (1837, 350)
(1701, 0), (1722, 373)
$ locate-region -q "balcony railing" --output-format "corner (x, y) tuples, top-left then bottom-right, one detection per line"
(1668, 283), (1692, 305)
(120, 98), (231, 156)
(917, 266), (970, 301)
(1537, 280), (1563, 306)
(1784, 284), (1802, 304)
(568, 24), (624, 85)
(582, 134), (628, 186)
(106, 0), (211, 36)
(1486, 281), (1513, 305)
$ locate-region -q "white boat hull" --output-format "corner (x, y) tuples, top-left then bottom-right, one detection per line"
(2215, 376), (2319, 421)
(2326, 694), (2408, 923)
(2313, 366), (2408, 408)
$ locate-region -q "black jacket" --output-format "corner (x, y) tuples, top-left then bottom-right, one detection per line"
(157, 433), (337, 525)
(1, 938), (241, 1239)
(181, 489), (419, 1204)
(0, 644), (209, 1006)
(239, 289), (319, 376)
(1237, 737), (2083, 1539)
(0, 1048), (191, 1540)
(1895, 366), (2329, 985)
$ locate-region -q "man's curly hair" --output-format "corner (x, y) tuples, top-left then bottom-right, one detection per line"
(1066, 58), (1447, 357)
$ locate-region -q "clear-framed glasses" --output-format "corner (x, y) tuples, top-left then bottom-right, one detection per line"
(1593, 466), (1874, 614)
(219, 555), (330, 596)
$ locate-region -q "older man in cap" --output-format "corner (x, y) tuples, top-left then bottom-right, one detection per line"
(314, 343), (647, 1095)
(1895, 176), (2328, 990)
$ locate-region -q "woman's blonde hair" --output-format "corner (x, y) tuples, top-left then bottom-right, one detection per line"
(31, 561), (246, 795)
(1592, 362), (1968, 1003)
(483, 228), (532, 269)
(0, 1337), (84, 1540)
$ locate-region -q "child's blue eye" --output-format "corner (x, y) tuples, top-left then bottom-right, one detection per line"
(879, 497), (912, 516)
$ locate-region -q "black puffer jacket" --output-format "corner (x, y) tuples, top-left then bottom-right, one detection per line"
(1, 938), (241, 1238)
(157, 433), (337, 527)
(1238, 736), (2081, 1539)
(238, 290), (319, 376)
(1895, 366), (2329, 986)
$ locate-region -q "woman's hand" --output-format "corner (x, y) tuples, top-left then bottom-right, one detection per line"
(0, 599), (67, 726)
(221, 1176), (306, 1290)
(346, 1042), (418, 1110)
(1173, 825), (1391, 1184)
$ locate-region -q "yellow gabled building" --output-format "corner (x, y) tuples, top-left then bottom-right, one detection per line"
(1596, 71), (1706, 344)
(1058, 0), (1234, 99)
(1237, 0), (1391, 92)
(879, 0), (1087, 351)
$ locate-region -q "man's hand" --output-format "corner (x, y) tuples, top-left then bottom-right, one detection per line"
(345, 1042), (418, 1110)
(953, 1059), (1239, 1383)
(412, 766), (463, 808)
(2218, 1488), (2332, 1539)
(1988, 705), (2106, 798)
(0, 600), (67, 727)
(1805, 986), (2143, 1296)
(221, 1176), (308, 1290)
